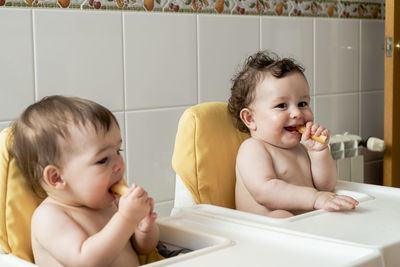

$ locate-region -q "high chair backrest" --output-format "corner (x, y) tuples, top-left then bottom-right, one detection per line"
(172, 102), (250, 209)
(0, 127), (43, 263)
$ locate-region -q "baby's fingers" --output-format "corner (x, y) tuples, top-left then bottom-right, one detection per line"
(327, 195), (358, 211)
(132, 185), (147, 198)
(335, 195), (359, 209)
(148, 197), (154, 212)
(324, 199), (341, 211)
(120, 183), (137, 195)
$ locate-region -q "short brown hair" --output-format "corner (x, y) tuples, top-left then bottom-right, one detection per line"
(11, 95), (118, 197)
(228, 51), (306, 133)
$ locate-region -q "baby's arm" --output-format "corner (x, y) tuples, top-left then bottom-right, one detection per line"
(32, 185), (150, 267)
(237, 139), (357, 212)
(300, 122), (337, 191)
(299, 123), (358, 210)
(132, 196), (160, 254)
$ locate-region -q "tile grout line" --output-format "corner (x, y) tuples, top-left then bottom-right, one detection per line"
(196, 14), (200, 104)
(32, 9), (38, 102)
(358, 19), (362, 137)
(121, 12), (130, 184)
(312, 17), (316, 112)
(259, 15), (261, 50)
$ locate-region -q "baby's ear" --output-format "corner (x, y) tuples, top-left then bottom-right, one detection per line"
(240, 108), (256, 131)
(43, 165), (66, 190)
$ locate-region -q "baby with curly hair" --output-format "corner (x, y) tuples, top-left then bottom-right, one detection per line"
(228, 51), (358, 218)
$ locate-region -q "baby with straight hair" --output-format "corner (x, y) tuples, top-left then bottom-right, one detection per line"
(229, 51), (358, 218)
(12, 95), (159, 266)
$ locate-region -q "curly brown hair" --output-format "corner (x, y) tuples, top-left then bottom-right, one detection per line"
(10, 95), (119, 198)
(228, 51), (306, 133)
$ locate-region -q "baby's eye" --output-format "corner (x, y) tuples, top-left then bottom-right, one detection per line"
(117, 148), (124, 155)
(97, 157), (108, 164)
(298, 101), (308, 108)
(276, 103), (287, 109)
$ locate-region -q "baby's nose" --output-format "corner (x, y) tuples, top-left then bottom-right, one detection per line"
(290, 107), (301, 119)
(112, 158), (125, 173)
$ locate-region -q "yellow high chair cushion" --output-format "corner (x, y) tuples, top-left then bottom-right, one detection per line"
(172, 102), (250, 209)
(0, 127), (42, 262)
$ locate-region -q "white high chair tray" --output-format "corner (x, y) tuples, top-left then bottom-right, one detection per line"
(152, 180), (400, 267)
(3, 180), (400, 266)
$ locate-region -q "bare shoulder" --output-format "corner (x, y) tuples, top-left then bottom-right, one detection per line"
(236, 137), (274, 179)
(237, 138), (271, 161)
(31, 199), (81, 242)
(31, 200), (69, 231)
(33, 199), (64, 219)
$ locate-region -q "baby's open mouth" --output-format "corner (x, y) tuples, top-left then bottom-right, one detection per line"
(108, 185), (119, 198)
(284, 126), (297, 132)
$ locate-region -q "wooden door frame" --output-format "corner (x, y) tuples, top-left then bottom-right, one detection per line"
(383, 0), (400, 187)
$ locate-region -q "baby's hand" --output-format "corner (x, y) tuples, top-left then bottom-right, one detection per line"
(314, 191), (359, 211)
(137, 197), (157, 233)
(118, 184), (151, 226)
(301, 122), (330, 151)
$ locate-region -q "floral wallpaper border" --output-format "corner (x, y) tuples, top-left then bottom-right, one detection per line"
(0, 0), (385, 19)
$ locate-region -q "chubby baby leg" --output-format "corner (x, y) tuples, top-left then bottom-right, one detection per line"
(268, 209), (293, 218)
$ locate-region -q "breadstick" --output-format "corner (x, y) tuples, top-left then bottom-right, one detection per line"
(296, 125), (327, 144)
(111, 183), (129, 196)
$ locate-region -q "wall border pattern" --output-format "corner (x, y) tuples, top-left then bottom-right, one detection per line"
(0, 0), (385, 19)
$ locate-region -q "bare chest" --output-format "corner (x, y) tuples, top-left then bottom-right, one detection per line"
(66, 205), (140, 266)
(66, 205), (118, 235)
(267, 145), (314, 187)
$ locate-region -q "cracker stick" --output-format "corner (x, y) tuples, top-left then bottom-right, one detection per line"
(296, 125), (327, 144)
(111, 183), (129, 196)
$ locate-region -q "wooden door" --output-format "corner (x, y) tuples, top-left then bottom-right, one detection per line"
(383, 0), (400, 187)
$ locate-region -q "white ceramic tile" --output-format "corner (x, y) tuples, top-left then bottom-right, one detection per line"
(124, 13), (197, 110)
(0, 9), (35, 121)
(112, 112), (130, 182)
(337, 158), (351, 181)
(113, 112), (126, 158)
(314, 94), (359, 135)
(125, 107), (186, 202)
(315, 19), (359, 95)
(33, 9), (124, 111)
(261, 17), (314, 95)
(0, 122), (12, 132)
(361, 20), (384, 92)
(361, 91), (383, 139)
(310, 96), (315, 114)
(154, 200), (174, 218)
(198, 15), (259, 103)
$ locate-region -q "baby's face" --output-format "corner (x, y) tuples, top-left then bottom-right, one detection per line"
(248, 71), (313, 148)
(58, 120), (125, 208)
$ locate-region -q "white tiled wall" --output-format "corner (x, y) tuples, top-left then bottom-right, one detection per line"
(261, 16), (314, 95)
(315, 19), (360, 95)
(0, 9), (35, 121)
(0, 9), (385, 216)
(124, 13), (197, 109)
(33, 9), (125, 110)
(314, 93), (360, 135)
(198, 15), (260, 102)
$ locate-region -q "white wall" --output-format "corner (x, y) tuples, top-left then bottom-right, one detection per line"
(0, 8), (385, 216)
